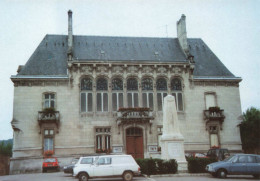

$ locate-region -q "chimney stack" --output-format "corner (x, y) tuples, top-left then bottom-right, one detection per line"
(177, 14), (189, 56)
(68, 10), (73, 61)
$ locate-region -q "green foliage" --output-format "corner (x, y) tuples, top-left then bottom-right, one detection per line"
(187, 157), (217, 173)
(0, 141), (13, 156)
(239, 107), (260, 153)
(136, 158), (177, 175)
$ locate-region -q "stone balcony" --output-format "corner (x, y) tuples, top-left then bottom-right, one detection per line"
(116, 107), (154, 126)
(204, 107), (225, 129)
(38, 111), (60, 128)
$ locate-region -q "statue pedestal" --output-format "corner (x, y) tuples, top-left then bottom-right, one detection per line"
(161, 134), (188, 171)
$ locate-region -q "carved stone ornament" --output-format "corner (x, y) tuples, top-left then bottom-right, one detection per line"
(112, 66), (123, 74)
(157, 66), (167, 74)
(127, 66), (138, 74)
(97, 65), (108, 73)
(80, 65), (93, 73)
(172, 67), (182, 74)
(143, 66), (153, 73)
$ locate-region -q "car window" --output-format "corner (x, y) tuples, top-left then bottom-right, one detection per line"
(97, 157), (111, 165)
(248, 156), (256, 163)
(238, 155), (247, 163)
(232, 156), (239, 163)
(257, 156), (260, 163)
(72, 158), (79, 164)
(80, 158), (93, 164)
(45, 158), (56, 162)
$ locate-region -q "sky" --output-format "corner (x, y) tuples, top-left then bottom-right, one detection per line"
(0, 0), (259, 140)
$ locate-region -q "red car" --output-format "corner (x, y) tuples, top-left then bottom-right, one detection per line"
(42, 157), (60, 172)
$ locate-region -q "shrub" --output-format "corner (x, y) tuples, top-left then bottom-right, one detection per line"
(136, 158), (178, 175)
(187, 157), (217, 173)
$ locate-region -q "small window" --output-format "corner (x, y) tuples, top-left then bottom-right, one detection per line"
(80, 158), (93, 164)
(44, 93), (55, 108)
(238, 155), (247, 163)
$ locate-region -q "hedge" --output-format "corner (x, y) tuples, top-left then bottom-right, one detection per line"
(135, 158), (178, 175)
(187, 157), (217, 173)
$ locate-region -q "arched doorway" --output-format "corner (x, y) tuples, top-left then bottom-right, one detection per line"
(126, 127), (144, 159)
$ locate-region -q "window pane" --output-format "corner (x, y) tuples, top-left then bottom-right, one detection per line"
(172, 93), (177, 107)
(127, 93), (132, 107)
(45, 94), (49, 99)
(50, 94), (55, 99)
(50, 100), (55, 108)
(105, 135), (110, 149)
(44, 130), (49, 135)
(112, 78), (123, 90)
(87, 93), (92, 112)
(103, 93), (108, 111)
(171, 78), (182, 91)
(156, 78), (167, 91)
(157, 93), (162, 111)
(127, 78), (138, 90)
(44, 100), (49, 108)
(178, 93), (183, 111)
(49, 130), (54, 135)
(44, 138), (53, 151)
(112, 93), (117, 111)
(134, 93), (139, 107)
(97, 78), (108, 91)
(142, 93), (147, 107)
(149, 93), (153, 110)
(97, 93), (102, 111)
(119, 93), (123, 108)
(142, 78), (153, 90)
(81, 78), (92, 90)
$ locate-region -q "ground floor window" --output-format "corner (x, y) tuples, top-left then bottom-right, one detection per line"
(43, 129), (54, 155)
(95, 127), (111, 153)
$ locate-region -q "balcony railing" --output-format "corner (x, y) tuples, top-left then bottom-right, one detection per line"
(204, 108), (225, 123)
(117, 107), (154, 125)
(38, 111), (60, 127)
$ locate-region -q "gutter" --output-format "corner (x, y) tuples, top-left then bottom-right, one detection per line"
(10, 75), (69, 80)
(193, 76), (242, 82)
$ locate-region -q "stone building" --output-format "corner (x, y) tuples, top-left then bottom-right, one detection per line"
(10, 11), (242, 173)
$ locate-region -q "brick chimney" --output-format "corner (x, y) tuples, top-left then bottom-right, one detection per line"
(177, 14), (189, 56)
(67, 10), (73, 61)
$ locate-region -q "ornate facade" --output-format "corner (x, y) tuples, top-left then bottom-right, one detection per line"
(10, 12), (242, 174)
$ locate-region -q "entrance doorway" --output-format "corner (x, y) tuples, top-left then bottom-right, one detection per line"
(126, 127), (144, 159)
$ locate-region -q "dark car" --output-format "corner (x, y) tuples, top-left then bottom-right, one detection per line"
(63, 158), (79, 174)
(206, 154), (260, 179)
(42, 157), (60, 172)
(207, 148), (230, 161)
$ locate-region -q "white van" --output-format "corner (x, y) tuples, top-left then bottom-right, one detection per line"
(73, 154), (141, 181)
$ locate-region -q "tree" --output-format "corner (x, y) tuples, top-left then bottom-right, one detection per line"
(239, 107), (260, 153)
(0, 141), (12, 156)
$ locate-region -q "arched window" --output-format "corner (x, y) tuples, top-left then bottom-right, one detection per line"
(171, 78), (183, 111)
(96, 78), (108, 112)
(80, 78), (93, 112)
(127, 78), (138, 107)
(112, 78), (123, 111)
(156, 78), (168, 111)
(142, 78), (153, 110)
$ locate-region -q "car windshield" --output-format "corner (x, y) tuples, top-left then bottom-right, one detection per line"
(71, 158), (79, 164)
(223, 155), (235, 162)
(45, 158), (56, 162)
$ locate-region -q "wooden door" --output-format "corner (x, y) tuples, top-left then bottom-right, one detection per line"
(126, 127), (144, 159)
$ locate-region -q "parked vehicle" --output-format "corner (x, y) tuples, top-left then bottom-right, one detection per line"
(73, 154), (141, 181)
(42, 157), (60, 172)
(186, 152), (208, 158)
(206, 148), (230, 161)
(206, 154), (260, 179)
(63, 157), (79, 174)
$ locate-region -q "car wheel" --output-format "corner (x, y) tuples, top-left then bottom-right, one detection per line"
(217, 169), (227, 179)
(123, 171), (133, 181)
(79, 173), (88, 181)
(253, 174), (260, 179)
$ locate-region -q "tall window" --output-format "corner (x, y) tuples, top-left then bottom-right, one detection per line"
(205, 93), (216, 109)
(96, 127), (111, 153)
(81, 78), (93, 112)
(112, 78), (124, 111)
(156, 78), (168, 111)
(44, 129), (54, 151)
(142, 78), (153, 110)
(44, 93), (55, 108)
(96, 78), (108, 112)
(127, 78), (139, 107)
(171, 78), (184, 111)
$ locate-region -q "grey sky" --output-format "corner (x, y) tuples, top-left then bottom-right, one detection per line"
(0, 0), (259, 140)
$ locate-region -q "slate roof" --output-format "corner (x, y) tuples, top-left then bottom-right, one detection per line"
(17, 34), (235, 78)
